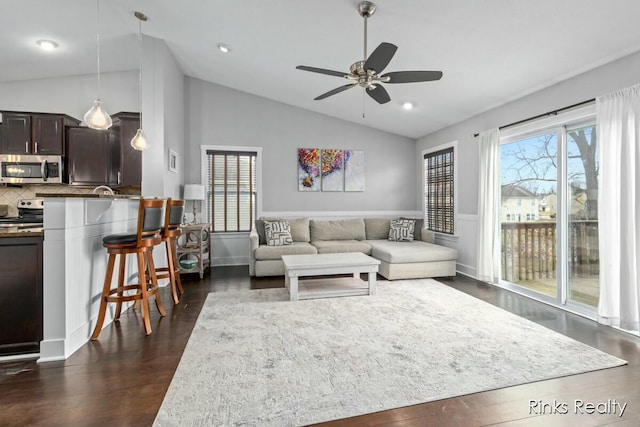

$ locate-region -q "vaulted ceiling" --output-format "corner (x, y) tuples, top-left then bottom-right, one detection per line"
(2, 0), (640, 138)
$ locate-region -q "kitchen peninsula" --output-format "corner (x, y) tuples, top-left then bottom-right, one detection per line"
(38, 195), (153, 362)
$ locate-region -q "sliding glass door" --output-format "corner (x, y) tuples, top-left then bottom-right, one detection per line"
(566, 125), (599, 307)
(499, 120), (599, 313)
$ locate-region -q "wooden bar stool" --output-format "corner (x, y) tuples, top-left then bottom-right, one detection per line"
(91, 198), (167, 340)
(151, 198), (185, 304)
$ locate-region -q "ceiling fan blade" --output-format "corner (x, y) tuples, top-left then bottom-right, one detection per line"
(364, 42), (397, 74)
(296, 65), (348, 78)
(314, 84), (357, 100)
(382, 70), (443, 83)
(366, 85), (391, 104)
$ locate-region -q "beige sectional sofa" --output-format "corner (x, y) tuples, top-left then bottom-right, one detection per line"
(249, 217), (458, 280)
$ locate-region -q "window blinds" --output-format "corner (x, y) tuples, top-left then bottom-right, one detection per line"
(206, 150), (257, 232)
(424, 147), (454, 234)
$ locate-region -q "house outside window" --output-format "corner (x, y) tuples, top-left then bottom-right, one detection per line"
(423, 142), (456, 235)
(205, 149), (258, 232)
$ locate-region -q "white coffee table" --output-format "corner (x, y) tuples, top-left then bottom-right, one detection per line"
(281, 252), (381, 301)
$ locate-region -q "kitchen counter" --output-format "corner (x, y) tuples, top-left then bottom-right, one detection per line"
(0, 227), (43, 238)
(35, 193), (140, 199)
(39, 196), (166, 363)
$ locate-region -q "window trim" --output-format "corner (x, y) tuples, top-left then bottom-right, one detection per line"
(200, 145), (263, 233)
(422, 140), (458, 237)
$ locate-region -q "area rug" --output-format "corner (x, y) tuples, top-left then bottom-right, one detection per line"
(154, 279), (626, 426)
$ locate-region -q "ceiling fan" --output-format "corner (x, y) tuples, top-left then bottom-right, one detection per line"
(296, 1), (443, 105)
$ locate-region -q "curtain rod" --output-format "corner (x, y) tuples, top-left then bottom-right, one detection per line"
(473, 98), (595, 137)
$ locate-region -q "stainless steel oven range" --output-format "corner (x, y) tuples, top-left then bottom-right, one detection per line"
(0, 198), (44, 230)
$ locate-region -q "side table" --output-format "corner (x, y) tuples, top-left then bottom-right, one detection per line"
(176, 223), (211, 279)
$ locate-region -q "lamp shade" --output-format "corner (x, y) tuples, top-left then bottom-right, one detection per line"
(130, 128), (150, 151)
(84, 99), (113, 130)
(183, 184), (205, 201)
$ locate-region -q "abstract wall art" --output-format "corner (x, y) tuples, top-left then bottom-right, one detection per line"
(298, 148), (364, 192)
(297, 148), (321, 191)
(344, 150), (365, 192)
(321, 149), (344, 192)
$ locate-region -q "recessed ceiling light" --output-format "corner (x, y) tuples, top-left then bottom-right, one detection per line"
(36, 39), (58, 51)
(217, 43), (231, 53)
(402, 102), (414, 111)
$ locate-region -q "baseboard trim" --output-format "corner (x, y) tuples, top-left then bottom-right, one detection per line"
(212, 256), (249, 267)
(456, 263), (477, 280)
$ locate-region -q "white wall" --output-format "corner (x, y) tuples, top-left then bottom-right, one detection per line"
(416, 49), (640, 278)
(0, 71), (138, 120)
(185, 77), (417, 215)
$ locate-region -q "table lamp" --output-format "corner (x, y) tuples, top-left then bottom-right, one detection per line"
(183, 184), (205, 224)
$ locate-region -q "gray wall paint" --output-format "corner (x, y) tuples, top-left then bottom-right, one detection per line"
(185, 78), (416, 214)
(416, 49), (640, 277)
(0, 71), (138, 122)
(139, 36), (185, 198)
(161, 41), (185, 199)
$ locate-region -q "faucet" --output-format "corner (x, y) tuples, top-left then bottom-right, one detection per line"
(92, 185), (115, 196)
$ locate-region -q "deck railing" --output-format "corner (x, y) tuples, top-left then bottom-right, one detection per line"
(501, 220), (599, 282)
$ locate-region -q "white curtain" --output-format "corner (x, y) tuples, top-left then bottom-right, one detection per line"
(477, 128), (501, 284)
(597, 85), (640, 332)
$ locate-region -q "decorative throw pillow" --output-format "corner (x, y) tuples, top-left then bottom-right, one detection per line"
(388, 219), (415, 242)
(401, 217), (424, 241)
(264, 221), (293, 246)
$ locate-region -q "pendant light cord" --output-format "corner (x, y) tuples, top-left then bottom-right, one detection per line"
(96, 0), (101, 98)
(138, 15), (143, 130)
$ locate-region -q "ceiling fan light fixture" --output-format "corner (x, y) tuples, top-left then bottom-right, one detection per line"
(36, 39), (58, 51)
(217, 43), (231, 53)
(402, 102), (414, 110)
(295, 1), (442, 105)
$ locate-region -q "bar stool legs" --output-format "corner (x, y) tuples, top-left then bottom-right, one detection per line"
(91, 247), (166, 340)
(151, 198), (186, 305)
(91, 254), (117, 341)
(91, 198), (167, 340)
(163, 236), (184, 304)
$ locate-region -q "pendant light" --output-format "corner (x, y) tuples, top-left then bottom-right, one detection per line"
(131, 11), (150, 151)
(84, 0), (112, 130)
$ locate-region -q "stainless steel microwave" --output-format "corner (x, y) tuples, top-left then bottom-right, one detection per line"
(0, 154), (63, 184)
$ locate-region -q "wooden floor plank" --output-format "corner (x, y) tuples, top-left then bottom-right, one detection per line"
(1, 267), (638, 426)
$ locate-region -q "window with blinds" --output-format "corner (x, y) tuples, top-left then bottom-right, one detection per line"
(424, 147), (454, 234)
(206, 150), (257, 232)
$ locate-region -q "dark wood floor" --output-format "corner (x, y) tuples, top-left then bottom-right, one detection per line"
(2, 267), (639, 426)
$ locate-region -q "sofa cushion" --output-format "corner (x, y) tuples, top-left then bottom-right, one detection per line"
(256, 217), (310, 244)
(364, 218), (393, 240)
(368, 240), (458, 263)
(255, 218), (273, 245)
(311, 240), (372, 255)
(389, 219), (415, 242)
(310, 218), (366, 241)
(255, 242), (317, 260)
(264, 221), (293, 246)
(288, 218), (311, 242)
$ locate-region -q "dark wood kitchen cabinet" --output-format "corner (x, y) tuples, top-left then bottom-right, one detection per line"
(110, 112), (141, 187)
(65, 126), (117, 186)
(0, 236), (43, 356)
(0, 111), (79, 155)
